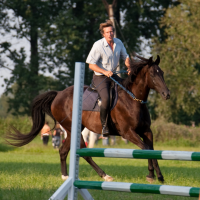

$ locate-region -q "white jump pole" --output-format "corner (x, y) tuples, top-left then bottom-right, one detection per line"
(49, 62), (93, 200)
(67, 62), (85, 200)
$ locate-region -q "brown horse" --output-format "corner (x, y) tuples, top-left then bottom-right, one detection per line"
(5, 55), (170, 183)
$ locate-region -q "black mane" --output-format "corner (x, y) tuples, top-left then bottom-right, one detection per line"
(122, 54), (153, 90)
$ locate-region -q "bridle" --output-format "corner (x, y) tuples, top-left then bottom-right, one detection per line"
(110, 71), (148, 104)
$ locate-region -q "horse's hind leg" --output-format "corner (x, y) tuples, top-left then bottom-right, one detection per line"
(143, 131), (164, 183)
(59, 131), (71, 180)
(60, 131), (113, 181)
(80, 134), (113, 182)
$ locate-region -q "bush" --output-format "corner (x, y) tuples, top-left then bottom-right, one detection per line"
(1, 117), (199, 148)
(151, 119), (200, 146)
(0, 116), (32, 137)
(0, 115), (56, 138)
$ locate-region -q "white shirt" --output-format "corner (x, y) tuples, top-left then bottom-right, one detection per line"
(86, 37), (129, 75)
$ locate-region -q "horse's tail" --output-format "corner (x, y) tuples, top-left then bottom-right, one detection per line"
(4, 91), (58, 147)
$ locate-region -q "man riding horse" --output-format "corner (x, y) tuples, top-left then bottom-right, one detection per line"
(5, 20), (170, 183)
(86, 20), (131, 137)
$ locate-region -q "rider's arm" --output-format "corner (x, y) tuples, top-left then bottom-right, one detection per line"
(89, 64), (113, 77)
(125, 57), (131, 69)
(120, 40), (131, 73)
(125, 57), (131, 75)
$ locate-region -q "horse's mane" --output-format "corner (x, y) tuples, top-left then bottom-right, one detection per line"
(122, 54), (152, 90)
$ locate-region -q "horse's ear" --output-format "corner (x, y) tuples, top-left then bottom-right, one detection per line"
(154, 55), (160, 65)
(148, 57), (153, 66)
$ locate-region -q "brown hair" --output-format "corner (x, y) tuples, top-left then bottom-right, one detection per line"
(99, 19), (115, 37)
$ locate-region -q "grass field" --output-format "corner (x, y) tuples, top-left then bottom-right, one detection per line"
(0, 136), (200, 200)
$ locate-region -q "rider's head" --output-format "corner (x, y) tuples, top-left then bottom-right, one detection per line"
(99, 20), (115, 37)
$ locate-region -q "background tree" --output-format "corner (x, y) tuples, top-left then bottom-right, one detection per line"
(0, 94), (10, 117)
(118, 0), (180, 52)
(0, 0), (67, 115)
(0, 0), (179, 116)
(44, 0), (179, 82)
(151, 0), (200, 125)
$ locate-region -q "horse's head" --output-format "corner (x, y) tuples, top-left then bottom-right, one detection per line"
(146, 55), (170, 100)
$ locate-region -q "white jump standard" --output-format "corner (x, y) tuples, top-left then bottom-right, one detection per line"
(49, 62), (93, 200)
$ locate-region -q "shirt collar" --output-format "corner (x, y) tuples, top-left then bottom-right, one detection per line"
(103, 37), (108, 46)
(103, 37), (116, 46)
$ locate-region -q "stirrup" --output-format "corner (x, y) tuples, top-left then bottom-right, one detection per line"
(102, 126), (109, 137)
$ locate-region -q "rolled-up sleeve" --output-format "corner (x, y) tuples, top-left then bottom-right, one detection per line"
(86, 43), (101, 64)
(120, 43), (129, 61)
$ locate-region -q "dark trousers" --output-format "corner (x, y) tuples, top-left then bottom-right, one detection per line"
(92, 73), (121, 112)
(43, 135), (49, 145)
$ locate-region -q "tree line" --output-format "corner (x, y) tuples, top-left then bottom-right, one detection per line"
(1, 0), (200, 125)
(150, 0), (200, 125)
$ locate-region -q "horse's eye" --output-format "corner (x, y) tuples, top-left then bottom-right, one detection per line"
(157, 70), (159, 73)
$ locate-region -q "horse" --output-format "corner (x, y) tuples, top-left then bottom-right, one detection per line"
(5, 54), (170, 183)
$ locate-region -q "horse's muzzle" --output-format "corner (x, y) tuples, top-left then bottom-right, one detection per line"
(162, 90), (170, 100)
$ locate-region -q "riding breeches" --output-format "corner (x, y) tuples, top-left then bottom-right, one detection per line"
(92, 74), (121, 110)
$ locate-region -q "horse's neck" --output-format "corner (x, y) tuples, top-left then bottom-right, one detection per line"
(131, 67), (150, 101)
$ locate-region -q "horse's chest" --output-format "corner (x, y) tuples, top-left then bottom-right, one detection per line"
(135, 110), (150, 129)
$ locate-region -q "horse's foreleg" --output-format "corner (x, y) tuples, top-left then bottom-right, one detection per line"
(59, 132), (71, 180)
(122, 129), (156, 181)
(122, 128), (149, 149)
(152, 159), (164, 182)
(122, 128), (164, 183)
(80, 134), (113, 182)
(143, 131), (164, 183)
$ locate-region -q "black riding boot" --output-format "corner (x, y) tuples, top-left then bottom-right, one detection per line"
(100, 106), (110, 137)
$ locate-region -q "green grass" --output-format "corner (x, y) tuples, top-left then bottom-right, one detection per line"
(0, 136), (200, 200)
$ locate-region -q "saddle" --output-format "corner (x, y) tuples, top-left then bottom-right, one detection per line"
(82, 81), (118, 112)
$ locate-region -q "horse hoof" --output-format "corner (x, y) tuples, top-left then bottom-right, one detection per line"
(103, 174), (114, 182)
(62, 175), (69, 180)
(146, 176), (156, 183)
(158, 177), (164, 184)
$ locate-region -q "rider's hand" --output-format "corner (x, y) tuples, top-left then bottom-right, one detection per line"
(127, 68), (131, 75)
(104, 70), (113, 77)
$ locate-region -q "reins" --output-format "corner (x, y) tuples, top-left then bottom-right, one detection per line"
(111, 70), (147, 104)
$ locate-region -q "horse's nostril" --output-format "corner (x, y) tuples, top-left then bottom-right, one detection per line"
(162, 92), (170, 99)
(166, 93), (170, 99)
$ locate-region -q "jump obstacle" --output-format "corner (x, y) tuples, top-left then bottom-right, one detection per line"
(49, 62), (200, 200)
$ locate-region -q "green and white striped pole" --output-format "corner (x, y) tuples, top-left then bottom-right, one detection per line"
(76, 148), (200, 161)
(74, 181), (200, 197)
